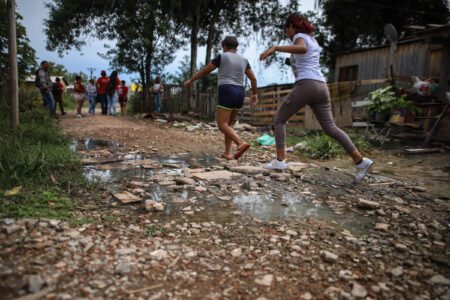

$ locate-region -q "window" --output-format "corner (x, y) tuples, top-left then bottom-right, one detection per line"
(339, 65), (358, 82)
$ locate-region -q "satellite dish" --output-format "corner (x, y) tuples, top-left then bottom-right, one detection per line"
(384, 24), (398, 43)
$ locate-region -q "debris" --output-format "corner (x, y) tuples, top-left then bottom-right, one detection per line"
(145, 200), (165, 212)
(255, 274), (273, 286)
(4, 186), (22, 197)
(321, 251), (338, 263)
(357, 198), (380, 209)
(351, 283), (368, 298)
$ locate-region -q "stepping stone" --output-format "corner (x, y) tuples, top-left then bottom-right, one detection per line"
(193, 170), (241, 181)
(113, 191), (141, 204)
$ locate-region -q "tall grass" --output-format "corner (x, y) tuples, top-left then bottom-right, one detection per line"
(0, 86), (83, 220)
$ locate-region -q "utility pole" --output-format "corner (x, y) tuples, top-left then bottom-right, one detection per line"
(87, 68), (96, 79)
(7, 0), (19, 129)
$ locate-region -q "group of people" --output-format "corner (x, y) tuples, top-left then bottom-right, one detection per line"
(184, 13), (374, 182)
(36, 64), (129, 118)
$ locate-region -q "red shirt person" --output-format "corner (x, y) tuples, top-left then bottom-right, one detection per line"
(118, 80), (129, 115)
(96, 70), (109, 115)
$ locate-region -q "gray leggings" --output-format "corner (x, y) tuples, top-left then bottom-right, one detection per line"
(273, 80), (356, 154)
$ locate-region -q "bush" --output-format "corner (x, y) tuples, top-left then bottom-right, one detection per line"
(292, 131), (370, 160)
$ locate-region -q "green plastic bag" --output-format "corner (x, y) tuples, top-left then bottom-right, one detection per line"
(257, 133), (275, 146)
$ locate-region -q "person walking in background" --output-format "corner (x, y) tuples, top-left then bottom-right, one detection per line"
(96, 70), (109, 115)
(86, 79), (97, 115)
(73, 75), (86, 118)
(184, 36), (258, 160)
(36, 61), (56, 117)
(106, 71), (120, 116)
(152, 77), (164, 113)
(52, 77), (66, 115)
(118, 80), (129, 116)
(259, 14), (373, 182)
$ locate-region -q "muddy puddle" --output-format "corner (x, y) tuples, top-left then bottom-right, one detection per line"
(73, 138), (375, 234)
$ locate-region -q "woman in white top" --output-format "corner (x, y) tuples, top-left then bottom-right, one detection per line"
(260, 14), (373, 182)
(152, 77), (164, 113)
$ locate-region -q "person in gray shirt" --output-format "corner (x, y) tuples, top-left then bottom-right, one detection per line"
(36, 61), (56, 117)
(184, 36), (258, 160)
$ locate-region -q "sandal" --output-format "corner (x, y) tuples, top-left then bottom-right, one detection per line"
(233, 143), (250, 160)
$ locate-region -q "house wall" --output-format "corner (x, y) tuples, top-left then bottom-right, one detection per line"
(334, 41), (444, 80)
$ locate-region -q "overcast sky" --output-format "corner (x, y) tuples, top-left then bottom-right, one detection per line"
(16, 0), (317, 86)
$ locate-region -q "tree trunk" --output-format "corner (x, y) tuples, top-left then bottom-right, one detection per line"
(188, 5), (200, 112)
(204, 11), (217, 66)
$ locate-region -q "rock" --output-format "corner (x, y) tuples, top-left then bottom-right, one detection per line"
(175, 177), (195, 185)
(229, 165), (266, 175)
(255, 274), (273, 286)
(115, 262), (132, 275)
(286, 229), (298, 236)
(374, 223), (389, 232)
(413, 186), (426, 192)
(150, 249), (168, 261)
(287, 162), (309, 173)
(4, 224), (23, 234)
(357, 198), (380, 209)
(193, 170), (241, 181)
(301, 292), (313, 300)
(113, 191), (141, 204)
(391, 266), (403, 277)
(28, 274), (45, 293)
(321, 251), (338, 263)
(338, 270), (353, 280)
(395, 243), (408, 252)
(116, 247), (137, 256)
(230, 248), (242, 257)
(145, 200), (164, 212)
(429, 274), (450, 285)
(351, 283), (367, 298)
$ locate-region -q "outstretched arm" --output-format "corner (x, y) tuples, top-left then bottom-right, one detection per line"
(260, 38), (307, 61)
(245, 68), (258, 105)
(183, 63), (217, 87)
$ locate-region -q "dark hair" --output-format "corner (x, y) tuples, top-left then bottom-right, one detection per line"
(55, 77), (60, 82)
(221, 36), (239, 49)
(121, 80), (126, 84)
(154, 77), (161, 83)
(75, 75), (82, 81)
(41, 60), (48, 66)
(284, 14), (315, 35)
(101, 70), (106, 75)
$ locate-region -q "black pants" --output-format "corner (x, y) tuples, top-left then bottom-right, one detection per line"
(98, 94), (107, 115)
(53, 94), (65, 114)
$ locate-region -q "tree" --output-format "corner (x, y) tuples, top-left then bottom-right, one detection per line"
(45, 0), (182, 110)
(0, 1), (36, 91)
(318, 0), (450, 80)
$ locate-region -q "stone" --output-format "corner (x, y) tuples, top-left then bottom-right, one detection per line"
(301, 292), (313, 300)
(391, 266), (403, 277)
(28, 274), (45, 293)
(150, 249), (168, 261)
(229, 165), (266, 175)
(357, 198), (380, 209)
(286, 229), (298, 236)
(429, 274), (450, 285)
(255, 274), (273, 286)
(116, 247), (137, 256)
(230, 248), (242, 257)
(4, 224), (23, 234)
(395, 243), (408, 252)
(321, 251), (338, 263)
(338, 270), (353, 280)
(287, 162), (309, 173)
(115, 262), (132, 275)
(193, 170), (241, 181)
(175, 177), (195, 185)
(145, 200), (164, 212)
(375, 223), (389, 232)
(351, 283), (367, 298)
(113, 191), (141, 204)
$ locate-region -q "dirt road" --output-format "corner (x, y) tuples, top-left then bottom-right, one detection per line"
(1, 113), (449, 299)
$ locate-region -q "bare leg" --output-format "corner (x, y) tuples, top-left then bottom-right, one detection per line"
(223, 110), (239, 157)
(216, 108), (244, 148)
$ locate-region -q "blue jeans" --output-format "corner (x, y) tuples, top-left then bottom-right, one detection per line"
(107, 91), (118, 115)
(42, 91), (55, 116)
(154, 93), (161, 113)
(88, 94), (96, 114)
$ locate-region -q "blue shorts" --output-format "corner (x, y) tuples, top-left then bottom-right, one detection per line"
(217, 84), (245, 110)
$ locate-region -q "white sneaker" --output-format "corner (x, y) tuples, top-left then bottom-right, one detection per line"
(264, 159), (288, 170)
(355, 158), (374, 182)
(76, 114), (82, 118)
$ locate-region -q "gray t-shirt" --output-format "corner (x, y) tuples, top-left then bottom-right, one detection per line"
(211, 52), (251, 87)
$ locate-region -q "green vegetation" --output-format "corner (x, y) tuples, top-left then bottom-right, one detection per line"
(287, 131), (370, 160)
(63, 93), (77, 111)
(366, 86), (419, 116)
(0, 89), (84, 221)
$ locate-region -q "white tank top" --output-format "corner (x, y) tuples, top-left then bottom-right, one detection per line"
(290, 33), (326, 82)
